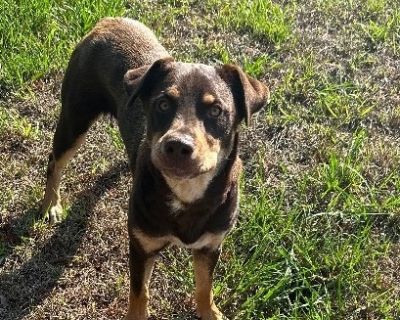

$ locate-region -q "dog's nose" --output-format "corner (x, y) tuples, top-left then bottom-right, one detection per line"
(163, 139), (194, 159)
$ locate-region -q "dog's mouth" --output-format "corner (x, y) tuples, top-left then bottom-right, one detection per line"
(161, 165), (213, 179)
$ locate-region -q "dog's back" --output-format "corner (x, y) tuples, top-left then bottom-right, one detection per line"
(62, 18), (169, 116)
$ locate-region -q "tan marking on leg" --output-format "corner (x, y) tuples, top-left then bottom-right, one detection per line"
(127, 256), (155, 320)
(127, 290), (148, 320)
(41, 134), (85, 224)
(193, 252), (223, 320)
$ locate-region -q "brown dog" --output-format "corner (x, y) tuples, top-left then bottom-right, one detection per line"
(41, 18), (269, 319)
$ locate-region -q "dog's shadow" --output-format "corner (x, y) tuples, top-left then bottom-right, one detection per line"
(0, 161), (128, 320)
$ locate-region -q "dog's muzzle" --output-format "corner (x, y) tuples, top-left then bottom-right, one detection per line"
(152, 135), (205, 178)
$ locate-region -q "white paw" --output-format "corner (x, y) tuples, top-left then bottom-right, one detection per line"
(44, 203), (63, 224)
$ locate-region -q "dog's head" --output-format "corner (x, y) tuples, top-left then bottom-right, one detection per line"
(124, 57), (270, 179)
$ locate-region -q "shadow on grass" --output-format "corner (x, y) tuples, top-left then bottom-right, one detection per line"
(0, 161), (128, 320)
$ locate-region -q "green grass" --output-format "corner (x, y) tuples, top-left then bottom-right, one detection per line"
(1, 0), (399, 319)
(0, 108), (40, 139)
(0, 0), (126, 88)
(208, 0), (293, 45)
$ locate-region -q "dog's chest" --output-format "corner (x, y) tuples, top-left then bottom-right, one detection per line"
(134, 228), (226, 252)
(168, 232), (225, 250)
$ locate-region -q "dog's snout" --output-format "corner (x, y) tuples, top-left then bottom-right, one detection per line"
(163, 139), (194, 159)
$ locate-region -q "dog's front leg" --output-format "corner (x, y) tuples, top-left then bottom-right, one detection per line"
(126, 237), (155, 320)
(193, 247), (223, 320)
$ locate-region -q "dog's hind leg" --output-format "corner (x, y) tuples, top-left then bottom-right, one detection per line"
(41, 98), (101, 224)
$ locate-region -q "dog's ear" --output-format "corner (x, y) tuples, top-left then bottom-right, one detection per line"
(124, 57), (175, 105)
(217, 64), (270, 126)
(124, 65), (151, 97)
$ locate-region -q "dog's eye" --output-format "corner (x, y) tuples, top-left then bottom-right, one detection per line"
(207, 105), (222, 118)
(156, 99), (170, 112)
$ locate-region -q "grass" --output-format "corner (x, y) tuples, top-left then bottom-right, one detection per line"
(0, 0), (126, 88)
(207, 0), (293, 45)
(1, 0), (399, 319)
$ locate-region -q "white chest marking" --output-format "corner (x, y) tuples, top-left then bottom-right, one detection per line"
(169, 197), (185, 213)
(163, 171), (215, 204)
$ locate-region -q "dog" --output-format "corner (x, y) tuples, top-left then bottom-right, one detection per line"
(41, 17), (270, 320)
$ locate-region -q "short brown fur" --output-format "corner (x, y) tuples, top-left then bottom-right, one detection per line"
(41, 17), (269, 319)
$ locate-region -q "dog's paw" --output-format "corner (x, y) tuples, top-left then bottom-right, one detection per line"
(40, 203), (63, 225)
(48, 203), (63, 224)
(197, 303), (223, 320)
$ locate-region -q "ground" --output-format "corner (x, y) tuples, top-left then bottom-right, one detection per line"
(0, 0), (399, 319)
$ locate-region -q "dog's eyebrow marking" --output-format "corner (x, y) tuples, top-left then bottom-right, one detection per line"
(163, 85), (180, 98)
(202, 93), (216, 105)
